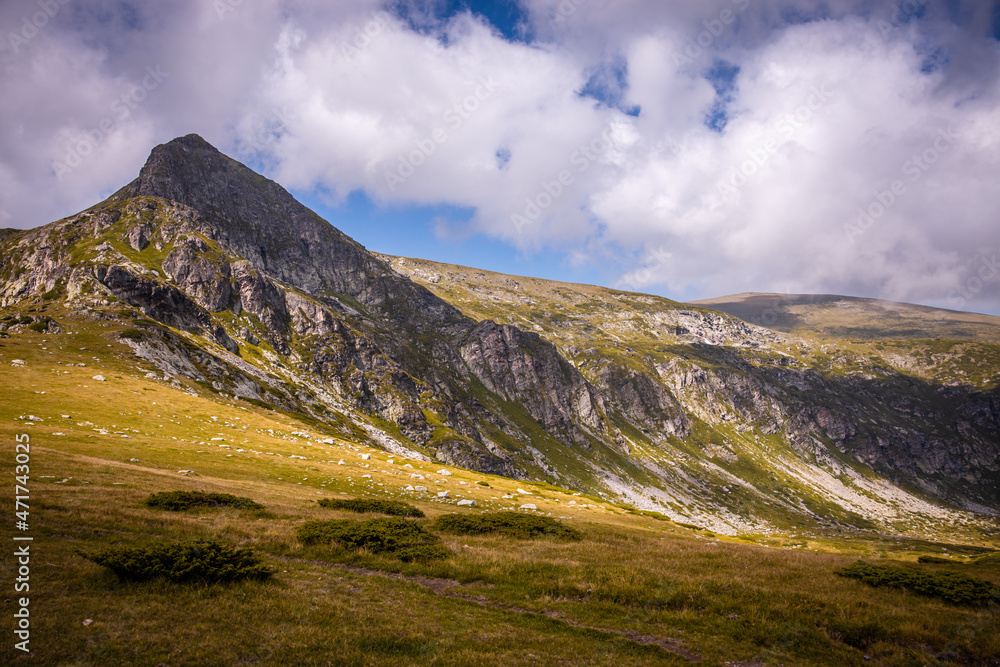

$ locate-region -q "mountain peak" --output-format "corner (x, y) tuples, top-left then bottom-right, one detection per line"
(117, 134), (366, 295)
(110, 135), (460, 329)
(127, 133), (249, 204)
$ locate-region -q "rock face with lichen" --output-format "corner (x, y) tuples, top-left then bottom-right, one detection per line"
(0, 134), (998, 535)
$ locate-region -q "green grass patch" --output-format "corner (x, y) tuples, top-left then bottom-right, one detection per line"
(118, 328), (145, 340)
(433, 511), (583, 540)
(145, 490), (264, 512)
(318, 497), (424, 518)
(917, 555), (955, 564)
(297, 518), (447, 561)
(78, 539), (273, 584)
(835, 561), (1000, 607)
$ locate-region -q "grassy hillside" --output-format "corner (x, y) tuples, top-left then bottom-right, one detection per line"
(688, 293), (1000, 343)
(1, 306), (998, 665)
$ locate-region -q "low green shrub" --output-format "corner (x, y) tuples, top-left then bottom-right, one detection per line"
(318, 497), (424, 518)
(917, 555), (955, 564)
(297, 518), (447, 561)
(78, 539), (273, 583)
(145, 490), (264, 512)
(433, 511), (582, 540)
(477, 481), (490, 487)
(835, 561), (1000, 607)
(27, 319), (52, 333)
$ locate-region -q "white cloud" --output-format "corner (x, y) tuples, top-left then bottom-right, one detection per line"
(1, 0), (999, 312)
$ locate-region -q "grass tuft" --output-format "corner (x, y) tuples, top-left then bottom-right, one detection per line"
(835, 560), (1000, 607)
(433, 511), (583, 540)
(317, 497), (424, 517)
(297, 518), (447, 561)
(78, 539), (273, 583)
(145, 490), (264, 512)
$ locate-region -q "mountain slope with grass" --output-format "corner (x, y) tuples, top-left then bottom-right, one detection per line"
(1, 134), (998, 540)
(688, 292), (1000, 343)
(382, 256), (1000, 530)
(0, 318), (996, 665)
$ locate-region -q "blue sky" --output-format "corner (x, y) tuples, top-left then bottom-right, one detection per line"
(299, 189), (612, 288)
(2, 0), (1000, 313)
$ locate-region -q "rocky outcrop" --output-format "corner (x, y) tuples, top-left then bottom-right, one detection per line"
(460, 320), (602, 443)
(161, 237), (232, 312)
(95, 265), (239, 353)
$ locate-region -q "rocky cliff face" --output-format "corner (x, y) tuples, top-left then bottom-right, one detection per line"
(1, 134), (998, 536)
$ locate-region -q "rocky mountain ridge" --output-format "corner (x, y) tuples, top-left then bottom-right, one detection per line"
(1, 134), (997, 536)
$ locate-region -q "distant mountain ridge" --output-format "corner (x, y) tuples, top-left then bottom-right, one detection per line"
(1, 134), (997, 536)
(689, 292), (1000, 343)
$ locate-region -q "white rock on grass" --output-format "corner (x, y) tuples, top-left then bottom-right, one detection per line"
(360, 454), (371, 460)
(457, 499), (477, 507)
(414, 485), (428, 492)
(516, 488), (531, 495)
(436, 469), (452, 476)
(337, 460), (345, 465)
(437, 491), (449, 498)
(519, 504), (538, 510)
(405, 485), (415, 491)
(92, 375), (106, 381)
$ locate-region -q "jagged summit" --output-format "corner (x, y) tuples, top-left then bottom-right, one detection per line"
(116, 134), (375, 298)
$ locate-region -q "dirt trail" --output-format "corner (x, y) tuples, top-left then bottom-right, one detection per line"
(276, 556), (703, 662)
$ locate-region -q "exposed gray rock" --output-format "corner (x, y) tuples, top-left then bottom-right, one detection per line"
(162, 237), (232, 312)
